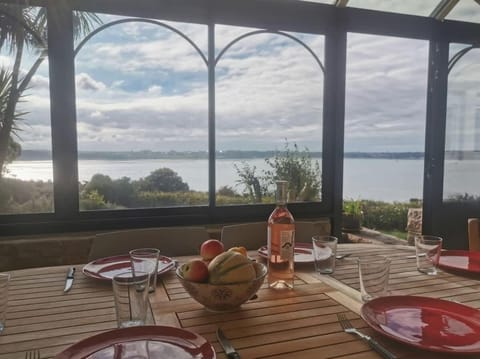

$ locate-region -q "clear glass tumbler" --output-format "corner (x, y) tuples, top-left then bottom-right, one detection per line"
(112, 270), (150, 328)
(130, 248), (160, 293)
(0, 273), (10, 334)
(358, 255), (391, 302)
(415, 235), (443, 275)
(312, 236), (338, 274)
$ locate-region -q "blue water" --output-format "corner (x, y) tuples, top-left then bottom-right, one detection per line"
(6, 158), (480, 202)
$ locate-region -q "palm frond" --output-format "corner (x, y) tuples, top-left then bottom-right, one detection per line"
(72, 11), (102, 39)
(0, 4), (45, 51)
(0, 67), (29, 136)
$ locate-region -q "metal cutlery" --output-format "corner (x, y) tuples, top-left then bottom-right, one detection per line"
(337, 313), (397, 359)
(64, 267), (75, 293)
(406, 253), (425, 259)
(216, 328), (241, 359)
(25, 349), (40, 359)
(336, 253), (352, 260)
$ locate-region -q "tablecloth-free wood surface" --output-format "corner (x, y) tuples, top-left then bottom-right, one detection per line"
(0, 244), (478, 358)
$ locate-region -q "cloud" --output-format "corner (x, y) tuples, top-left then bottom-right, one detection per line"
(76, 72), (106, 91)
(29, 74), (49, 89)
(9, 9), (480, 154)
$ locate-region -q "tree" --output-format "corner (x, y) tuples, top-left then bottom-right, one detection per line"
(264, 142), (321, 201)
(234, 162), (265, 202)
(83, 174), (115, 202)
(235, 141), (321, 202)
(0, 69), (24, 176)
(0, 4), (100, 177)
(138, 168), (189, 192)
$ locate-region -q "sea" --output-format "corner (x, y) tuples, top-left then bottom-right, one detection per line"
(5, 158), (480, 202)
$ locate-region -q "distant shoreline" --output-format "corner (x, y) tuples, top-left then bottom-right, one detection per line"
(15, 150), (480, 161)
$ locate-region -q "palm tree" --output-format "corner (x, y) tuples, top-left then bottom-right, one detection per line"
(0, 4), (101, 178)
(0, 68), (25, 175)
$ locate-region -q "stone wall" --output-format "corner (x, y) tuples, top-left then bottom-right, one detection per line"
(0, 218), (331, 271)
(406, 208), (422, 246)
(0, 233), (94, 272)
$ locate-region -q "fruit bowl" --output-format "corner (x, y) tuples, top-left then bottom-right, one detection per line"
(176, 262), (267, 312)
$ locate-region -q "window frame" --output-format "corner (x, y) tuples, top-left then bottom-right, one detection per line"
(0, 0), (479, 240)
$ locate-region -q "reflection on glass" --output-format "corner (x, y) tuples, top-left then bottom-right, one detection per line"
(444, 45), (480, 201)
(74, 14), (208, 210)
(344, 33), (428, 204)
(446, 0), (480, 24)
(346, 0), (438, 17)
(215, 25), (324, 205)
(0, 4), (53, 214)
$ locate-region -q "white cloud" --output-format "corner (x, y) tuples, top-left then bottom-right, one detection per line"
(10, 10), (480, 154)
(76, 72), (106, 91)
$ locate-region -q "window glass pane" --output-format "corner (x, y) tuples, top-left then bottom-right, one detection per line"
(444, 44), (480, 202)
(0, 4), (53, 214)
(344, 33), (428, 235)
(346, 0), (438, 17)
(74, 14), (208, 210)
(215, 26), (324, 205)
(446, 0), (480, 24)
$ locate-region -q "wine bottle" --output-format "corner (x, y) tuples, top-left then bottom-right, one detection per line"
(267, 180), (295, 289)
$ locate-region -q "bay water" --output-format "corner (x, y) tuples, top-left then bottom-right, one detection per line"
(5, 158), (479, 202)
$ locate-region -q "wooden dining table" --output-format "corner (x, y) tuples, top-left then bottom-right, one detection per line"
(1, 243), (480, 358)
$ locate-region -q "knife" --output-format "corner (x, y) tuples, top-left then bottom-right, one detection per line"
(216, 328), (241, 359)
(64, 267), (75, 293)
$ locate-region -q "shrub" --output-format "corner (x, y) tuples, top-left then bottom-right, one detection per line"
(361, 200), (420, 232)
(137, 168), (189, 192)
(235, 141), (321, 203)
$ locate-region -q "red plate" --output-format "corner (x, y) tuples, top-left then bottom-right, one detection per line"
(82, 255), (175, 281)
(361, 295), (480, 354)
(258, 243), (313, 263)
(438, 250), (480, 274)
(54, 325), (215, 359)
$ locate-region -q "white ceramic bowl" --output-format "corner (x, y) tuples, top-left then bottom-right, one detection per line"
(176, 262), (267, 312)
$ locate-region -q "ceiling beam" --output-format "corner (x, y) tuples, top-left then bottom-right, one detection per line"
(334, 0), (348, 8)
(430, 0), (460, 20)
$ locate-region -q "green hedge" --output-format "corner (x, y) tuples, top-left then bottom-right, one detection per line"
(360, 200), (421, 232)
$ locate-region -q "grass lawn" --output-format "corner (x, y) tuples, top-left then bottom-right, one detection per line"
(381, 230), (408, 240)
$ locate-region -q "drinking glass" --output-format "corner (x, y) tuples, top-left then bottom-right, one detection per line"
(112, 270), (150, 328)
(130, 248), (160, 293)
(0, 273), (10, 334)
(415, 235), (443, 275)
(358, 256), (391, 302)
(312, 236), (338, 274)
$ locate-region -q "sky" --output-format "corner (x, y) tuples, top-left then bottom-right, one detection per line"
(1, 0), (479, 154)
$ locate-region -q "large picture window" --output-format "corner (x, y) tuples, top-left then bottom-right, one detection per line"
(215, 25), (324, 206)
(0, 4), (53, 215)
(444, 44), (480, 202)
(74, 14), (209, 210)
(0, 0), (478, 242)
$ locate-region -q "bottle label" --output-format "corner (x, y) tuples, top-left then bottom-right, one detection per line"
(280, 230), (294, 259)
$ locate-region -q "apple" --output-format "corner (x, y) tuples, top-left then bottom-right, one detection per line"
(180, 259), (209, 283)
(200, 239), (225, 261)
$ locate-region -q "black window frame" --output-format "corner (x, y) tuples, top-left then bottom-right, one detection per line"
(0, 0), (479, 240)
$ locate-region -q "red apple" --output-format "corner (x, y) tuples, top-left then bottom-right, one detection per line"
(181, 259), (209, 283)
(200, 239), (225, 261)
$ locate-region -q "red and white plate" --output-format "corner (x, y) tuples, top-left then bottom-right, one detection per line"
(438, 250), (480, 274)
(361, 295), (480, 354)
(54, 326), (216, 359)
(258, 243), (313, 263)
(82, 255), (175, 281)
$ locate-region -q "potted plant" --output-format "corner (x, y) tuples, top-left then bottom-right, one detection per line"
(342, 199), (363, 232)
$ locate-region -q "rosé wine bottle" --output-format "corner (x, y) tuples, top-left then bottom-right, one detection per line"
(268, 180), (295, 289)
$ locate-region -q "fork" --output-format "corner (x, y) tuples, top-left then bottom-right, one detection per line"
(25, 350), (40, 359)
(336, 253), (352, 260)
(337, 313), (397, 359)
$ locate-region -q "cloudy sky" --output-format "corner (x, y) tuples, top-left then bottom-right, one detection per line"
(2, 0), (479, 154)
